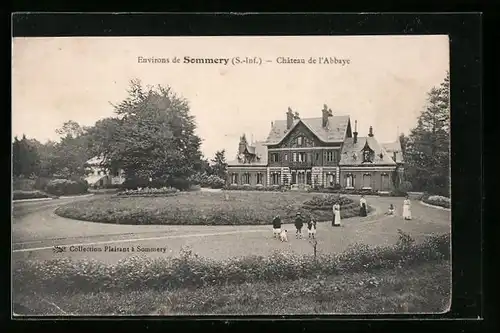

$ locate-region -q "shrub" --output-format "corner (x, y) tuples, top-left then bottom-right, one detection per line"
(302, 195), (354, 210)
(423, 195), (451, 209)
(224, 185), (285, 192)
(44, 179), (88, 196)
(13, 233), (450, 294)
(399, 181), (413, 193)
(13, 177), (36, 191)
(189, 173), (226, 189)
(117, 187), (179, 197)
(13, 190), (52, 200)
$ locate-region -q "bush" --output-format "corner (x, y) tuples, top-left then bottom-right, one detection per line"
(44, 179), (89, 196)
(117, 187), (179, 197)
(189, 173), (226, 189)
(13, 177), (36, 191)
(13, 190), (52, 200)
(398, 181), (413, 193)
(308, 187), (379, 196)
(302, 194), (354, 210)
(224, 185), (285, 192)
(13, 232), (450, 294)
(423, 195), (451, 209)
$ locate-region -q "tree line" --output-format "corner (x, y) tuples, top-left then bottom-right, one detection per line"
(12, 79), (228, 189)
(399, 71), (450, 197)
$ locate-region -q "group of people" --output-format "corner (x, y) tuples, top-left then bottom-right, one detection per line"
(272, 195), (413, 241)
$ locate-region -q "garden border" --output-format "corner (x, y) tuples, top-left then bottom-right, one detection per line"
(419, 200), (451, 211)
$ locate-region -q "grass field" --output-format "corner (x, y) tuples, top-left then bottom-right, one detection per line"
(54, 191), (369, 225)
(13, 260), (450, 315)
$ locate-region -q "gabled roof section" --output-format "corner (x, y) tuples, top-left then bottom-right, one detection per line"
(86, 156), (106, 166)
(340, 137), (396, 166)
(228, 141), (268, 166)
(381, 141), (404, 163)
(264, 115), (350, 145)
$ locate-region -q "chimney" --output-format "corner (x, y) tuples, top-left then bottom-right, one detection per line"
(286, 107), (294, 130)
(271, 121), (274, 128)
(322, 104), (329, 127)
(353, 120), (358, 144)
(238, 134), (247, 154)
(368, 126), (374, 137)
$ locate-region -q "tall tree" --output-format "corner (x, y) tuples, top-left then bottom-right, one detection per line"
(94, 79), (203, 188)
(405, 71), (450, 196)
(12, 135), (41, 178)
(399, 133), (409, 158)
(51, 121), (91, 178)
(211, 149), (228, 179)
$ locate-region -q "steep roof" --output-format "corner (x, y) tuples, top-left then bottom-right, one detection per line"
(264, 115), (350, 145)
(381, 141), (404, 163)
(228, 141), (268, 166)
(340, 136), (396, 166)
(86, 156), (106, 166)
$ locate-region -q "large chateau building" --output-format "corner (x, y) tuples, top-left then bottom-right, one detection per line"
(226, 105), (404, 192)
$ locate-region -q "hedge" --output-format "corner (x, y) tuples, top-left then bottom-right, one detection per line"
(13, 231), (450, 294)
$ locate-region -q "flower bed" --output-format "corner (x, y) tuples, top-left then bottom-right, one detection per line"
(54, 191), (364, 226)
(13, 232), (450, 294)
(116, 187), (179, 197)
(422, 195), (451, 209)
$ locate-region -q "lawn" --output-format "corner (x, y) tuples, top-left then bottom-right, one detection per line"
(13, 260), (450, 315)
(13, 232), (450, 315)
(54, 191), (370, 225)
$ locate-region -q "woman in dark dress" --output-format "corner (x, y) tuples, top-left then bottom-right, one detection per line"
(359, 195), (367, 217)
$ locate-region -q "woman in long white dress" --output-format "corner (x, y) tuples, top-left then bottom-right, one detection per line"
(359, 195), (368, 217)
(332, 203), (341, 226)
(402, 196), (412, 220)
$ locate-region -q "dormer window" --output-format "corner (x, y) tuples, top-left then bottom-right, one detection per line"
(361, 140), (375, 163)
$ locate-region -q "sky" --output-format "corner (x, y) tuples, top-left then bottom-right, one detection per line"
(12, 35), (449, 160)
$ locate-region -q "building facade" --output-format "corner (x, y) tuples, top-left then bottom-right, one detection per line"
(226, 105), (404, 192)
(84, 156), (126, 187)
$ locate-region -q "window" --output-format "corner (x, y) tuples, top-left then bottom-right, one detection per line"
(231, 173), (238, 184)
(271, 153), (279, 163)
(272, 172), (281, 185)
(363, 150), (372, 163)
(315, 153), (319, 161)
(243, 173), (251, 185)
(326, 172), (335, 187)
(326, 151), (337, 162)
(363, 173), (371, 188)
(297, 136), (303, 146)
(381, 173), (390, 191)
(297, 152), (306, 162)
(346, 174), (354, 188)
(293, 152), (297, 162)
(291, 172), (297, 184)
(284, 154), (288, 161)
(257, 173), (263, 184)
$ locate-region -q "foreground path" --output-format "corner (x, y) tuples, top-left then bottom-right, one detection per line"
(12, 195), (450, 264)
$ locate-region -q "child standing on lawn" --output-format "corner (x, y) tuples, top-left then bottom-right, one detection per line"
(294, 212), (304, 239)
(272, 214), (282, 239)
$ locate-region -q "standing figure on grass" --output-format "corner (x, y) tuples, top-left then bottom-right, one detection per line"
(294, 212), (304, 239)
(307, 217), (317, 239)
(359, 195), (368, 217)
(332, 202), (341, 227)
(402, 196), (412, 220)
(272, 214), (282, 239)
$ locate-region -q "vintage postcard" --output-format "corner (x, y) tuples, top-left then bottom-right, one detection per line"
(12, 35), (451, 316)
